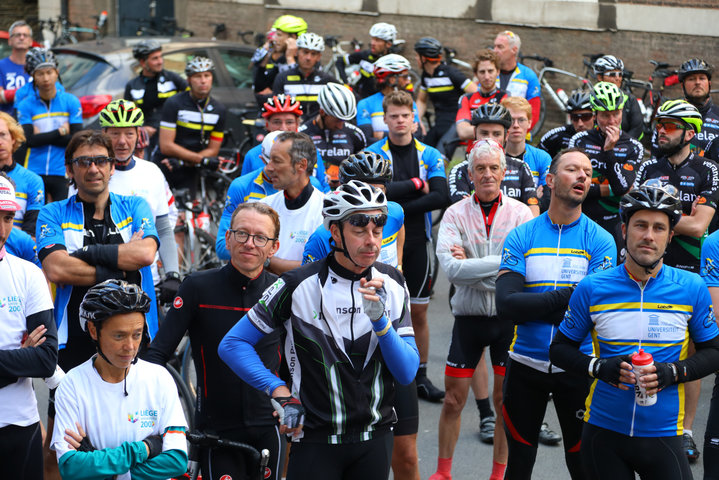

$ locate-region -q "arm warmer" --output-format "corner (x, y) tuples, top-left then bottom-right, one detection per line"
(371, 316), (420, 385)
(549, 330), (592, 376)
(0, 309), (57, 380)
(218, 316), (285, 396)
(155, 214), (179, 274)
(129, 449), (188, 480)
(675, 335), (719, 383)
(58, 441), (149, 480)
(21, 210), (38, 237)
(495, 271), (573, 325)
(386, 178), (426, 199)
(398, 177), (450, 216)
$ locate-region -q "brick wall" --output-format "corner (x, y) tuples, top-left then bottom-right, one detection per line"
(1, 0), (39, 30)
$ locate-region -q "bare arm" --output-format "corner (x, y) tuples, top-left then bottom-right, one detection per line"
(416, 89), (428, 124)
(268, 257), (301, 275)
(463, 81), (478, 94)
(159, 130), (222, 165)
(41, 250), (97, 286)
(396, 225), (405, 268)
(456, 121), (475, 141)
(117, 237), (158, 271)
(674, 205), (715, 238)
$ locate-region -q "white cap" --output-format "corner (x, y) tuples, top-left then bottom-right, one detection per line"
(260, 130), (284, 164)
(0, 176), (20, 212)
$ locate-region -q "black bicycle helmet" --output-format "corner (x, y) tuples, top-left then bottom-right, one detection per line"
(414, 37), (442, 60)
(619, 179), (682, 229)
(566, 91), (592, 112)
(132, 39), (162, 60)
(79, 279), (151, 333)
(24, 47), (57, 75)
(678, 58), (713, 82)
(470, 103), (512, 128)
(338, 152), (393, 185)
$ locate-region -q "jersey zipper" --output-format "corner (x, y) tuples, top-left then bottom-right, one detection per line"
(548, 224), (563, 373)
(629, 274), (650, 437)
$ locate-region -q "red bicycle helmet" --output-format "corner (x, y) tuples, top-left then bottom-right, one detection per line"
(261, 94), (303, 118)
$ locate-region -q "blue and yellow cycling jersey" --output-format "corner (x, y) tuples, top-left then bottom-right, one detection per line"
(560, 264), (719, 437)
(356, 92), (421, 134)
(514, 144), (551, 188)
(499, 212), (616, 371)
(302, 200), (404, 267)
(7, 162), (44, 227)
(702, 230), (719, 287)
(6, 227), (40, 267)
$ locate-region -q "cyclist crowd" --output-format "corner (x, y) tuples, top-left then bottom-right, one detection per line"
(2, 12), (719, 480)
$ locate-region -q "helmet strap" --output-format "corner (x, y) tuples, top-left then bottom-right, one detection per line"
(332, 222), (363, 268)
(625, 246), (664, 276)
(658, 128), (690, 157)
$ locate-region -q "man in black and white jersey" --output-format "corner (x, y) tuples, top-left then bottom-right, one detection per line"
(538, 91), (594, 159)
(219, 181), (419, 480)
(299, 83), (366, 188)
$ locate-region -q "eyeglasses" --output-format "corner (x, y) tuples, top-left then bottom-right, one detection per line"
(511, 117), (528, 125)
(655, 120), (685, 134)
(10, 33), (30, 38)
(228, 229), (276, 247)
(602, 71), (623, 78)
(346, 213), (388, 228)
(70, 156), (114, 167)
(570, 113), (594, 122)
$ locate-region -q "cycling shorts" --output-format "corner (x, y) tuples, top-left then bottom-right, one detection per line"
(393, 381), (419, 436)
(402, 239), (432, 303)
(445, 315), (512, 378)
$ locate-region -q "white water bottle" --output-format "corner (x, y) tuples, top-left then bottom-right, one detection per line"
(631, 349), (657, 406)
(556, 88), (570, 106)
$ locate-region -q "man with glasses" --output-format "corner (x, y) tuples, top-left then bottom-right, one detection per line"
(592, 55), (644, 140)
(146, 202), (284, 480)
(0, 21), (33, 115)
(539, 91), (594, 159)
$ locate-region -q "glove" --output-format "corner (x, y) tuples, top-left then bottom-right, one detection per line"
(77, 436), (96, 452)
(143, 434), (164, 459)
(201, 156), (220, 170)
(362, 285), (387, 322)
(592, 355), (630, 387)
(270, 396), (305, 429)
(653, 361), (678, 391)
(158, 272), (182, 304)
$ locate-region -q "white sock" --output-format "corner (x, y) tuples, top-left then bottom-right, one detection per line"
(685, 429), (693, 437)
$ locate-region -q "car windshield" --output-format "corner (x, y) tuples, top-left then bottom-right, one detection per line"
(217, 49), (252, 89)
(55, 52), (112, 89)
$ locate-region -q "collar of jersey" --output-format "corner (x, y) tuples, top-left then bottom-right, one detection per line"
(325, 252), (372, 283)
(224, 261), (261, 286)
(543, 211), (582, 231)
(115, 158), (136, 171)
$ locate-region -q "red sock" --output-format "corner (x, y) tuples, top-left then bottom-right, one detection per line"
(489, 461), (507, 480)
(437, 457), (452, 476)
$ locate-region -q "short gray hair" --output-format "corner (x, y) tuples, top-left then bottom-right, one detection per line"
(468, 140), (506, 172)
(498, 30), (520, 52)
(9, 21), (32, 39)
(276, 131), (316, 175)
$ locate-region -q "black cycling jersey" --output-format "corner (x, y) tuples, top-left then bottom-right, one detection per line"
(420, 63), (471, 118)
(253, 52), (287, 94)
(634, 152), (719, 272)
(447, 157), (537, 206)
(538, 124), (576, 159)
(569, 127), (642, 232)
(272, 65), (339, 119)
(298, 117), (367, 168)
(336, 50), (381, 99)
(621, 92), (645, 140)
(145, 264), (281, 431)
(124, 70), (187, 130)
(650, 98), (719, 157)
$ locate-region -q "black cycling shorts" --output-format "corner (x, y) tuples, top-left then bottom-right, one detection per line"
(0, 422), (43, 480)
(445, 315), (512, 378)
(581, 422), (692, 480)
(402, 240), (431, 303)
(393, 381), (419, 436)
(200, 425), (285, 480)
(41, 175), (68, 202)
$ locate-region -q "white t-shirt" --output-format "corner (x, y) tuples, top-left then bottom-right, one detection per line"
(52, 357), (187, 479)
(260, 186), (324, 262)
(0, 252), (54, 427)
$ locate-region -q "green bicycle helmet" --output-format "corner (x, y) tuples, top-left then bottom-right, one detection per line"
(590, 81), (627, 112)
(99, 99), (144, 128)
(272, 15), (308, 35)
(656, 99), (703, 134)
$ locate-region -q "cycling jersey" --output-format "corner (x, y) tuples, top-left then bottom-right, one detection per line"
(621, 92), (645, 140)
(356, 92), (420, 135)
(366, 137), (447, 240)
(496, 64), (540, 101)
(338, 50), (381, 99)
(302, 200), (404, 267)
(51, 357), (188, 480)
(272, 65), (339, 119)
(437, 192), (533, 317)
(219, 254), (417, 444)
(124, 70), (187, 130)
(299, 117), (367, 170)
(240, 141), (330, 191)
(538, 124), (576, 159)
(145, 264), (281, 431)
(259, 183), (324, 262)
(568, 127), (643, 232)
(36, 193), (160, 349)
(634, 152), (719, 272)
(650, 99), (719, 157)
(447, 157), (537, 206)
(252, 50), (289, 96)
(0, 57), (30, 114)
(3, 161), (44, 233)
(560, 263), (719, 437)
(6, 228), (40, 267)
(16, 88), (82, 176)
(499, 212), (616, 372)
(158, 90), (226, 152)
(420, 63), (471, 118)
(455, 89), (507, 124)
(508, 144), (551, 188)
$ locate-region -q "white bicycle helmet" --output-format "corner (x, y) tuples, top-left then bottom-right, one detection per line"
(323, 180), (388, 229)
(185, 56), (215, 76)
(318, 83), (356, 121)
(373, 54), (411, 78)
(593, 55), (624, 75)
(260, 130), (284, 164)
(296, 32), (325, 52)
(369, 23), (397, 43)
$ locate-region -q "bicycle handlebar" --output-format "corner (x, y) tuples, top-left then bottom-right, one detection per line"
(520, 54), (554, 68)
(187, 432), (267, 467)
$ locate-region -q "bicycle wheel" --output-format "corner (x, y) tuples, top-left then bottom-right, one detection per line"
(530, 94), (547, 139)
(166, 363), (195, 430)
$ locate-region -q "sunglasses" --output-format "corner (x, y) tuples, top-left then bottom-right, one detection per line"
(346, 213), (388, 228)
(570, 113), (594, 122)
(70, 156), (114, 167)
(602, 71), (623, 78)
(655, 121), (685, 134)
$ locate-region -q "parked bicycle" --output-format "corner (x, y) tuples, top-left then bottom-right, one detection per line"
(35, 12), (107, 47)
(324, 35), (364, 86)
(182, 431), (270, 480)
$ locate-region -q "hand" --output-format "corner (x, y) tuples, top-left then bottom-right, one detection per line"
(162, 158), (181, 172)
(144, 126), (157, 138)
(201, 156), (220, 170)
(22, 325), (47, 348)
(537, 185), (544, 199)
(593, 355), (633, 389)
(130, 229), (144, 242)
(359, 277), (387, 322)
(450, 244), (466, 260)
(691, 196), (700, 216)
(143, 434), (164, 459)
(285, 38), (297, 60)
(65, 422), (94, 451)
(603, 125), (620, 151)
(158, 272), (181, 304)
(635, 362), (676, 396)
(271, 396), (305, 435)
